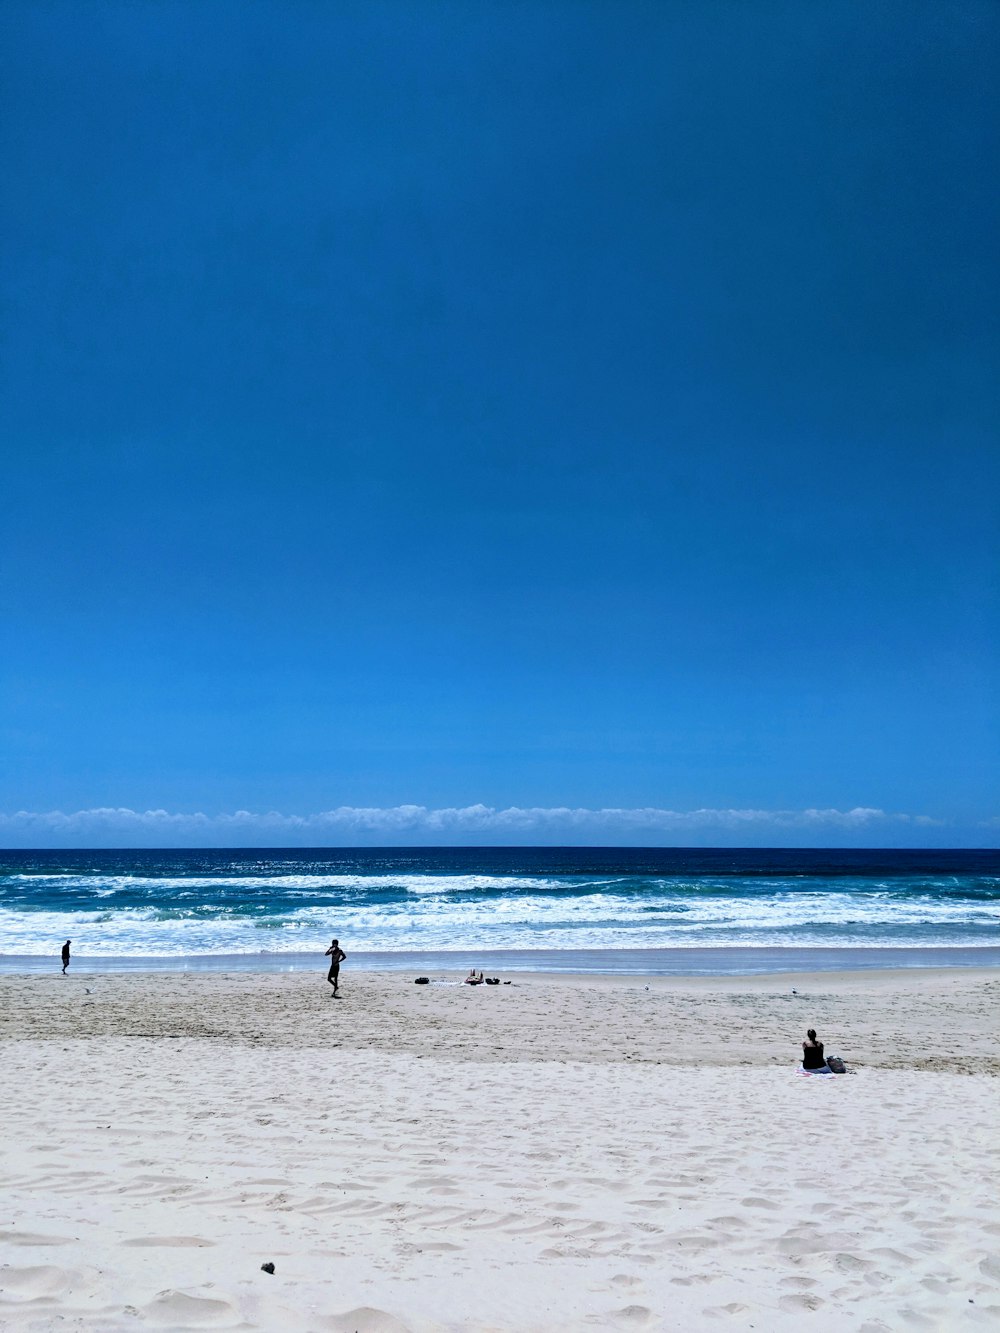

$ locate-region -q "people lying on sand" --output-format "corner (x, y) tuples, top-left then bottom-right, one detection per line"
(464, 969), (484, 985)
(802, 1027), (830, 1071)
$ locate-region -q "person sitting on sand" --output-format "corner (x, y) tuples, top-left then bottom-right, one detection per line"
(324, 938), (346, 996)
(464, 969), (484, 985)
(802, 1028), (830, 1071)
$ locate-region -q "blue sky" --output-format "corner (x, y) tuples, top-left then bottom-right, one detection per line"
(1, 2), (997, 847)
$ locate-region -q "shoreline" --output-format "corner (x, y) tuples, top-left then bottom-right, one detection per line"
(4, 942), (1000, 975)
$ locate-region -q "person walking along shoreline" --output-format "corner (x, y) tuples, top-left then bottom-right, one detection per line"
(325, 938), (346, 997)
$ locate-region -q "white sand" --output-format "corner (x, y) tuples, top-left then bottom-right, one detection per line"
(1, 968), (998, 1331)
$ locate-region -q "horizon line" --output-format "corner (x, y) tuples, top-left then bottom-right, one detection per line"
(2, 842), (997, 853)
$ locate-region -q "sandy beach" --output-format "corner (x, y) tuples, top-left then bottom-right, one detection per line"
(1, 967), (998, 1331)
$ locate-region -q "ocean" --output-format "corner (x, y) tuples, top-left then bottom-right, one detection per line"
(1, 846), (998, 974)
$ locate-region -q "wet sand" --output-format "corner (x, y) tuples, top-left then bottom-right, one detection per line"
(4, 944), (1000, 974)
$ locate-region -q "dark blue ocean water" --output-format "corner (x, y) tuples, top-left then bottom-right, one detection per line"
(1, 847), (998, 967)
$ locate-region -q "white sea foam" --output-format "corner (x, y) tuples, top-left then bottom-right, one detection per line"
(4, 873), (596, 894)
(1, 884), (998, 957)
(5, 859), (998, 959)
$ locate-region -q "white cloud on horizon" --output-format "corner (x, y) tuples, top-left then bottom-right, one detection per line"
(0, 802), (950, 846)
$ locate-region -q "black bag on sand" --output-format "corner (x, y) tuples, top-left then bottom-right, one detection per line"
(827, 1055), (846, 1074)
(414, 977), (430, 984)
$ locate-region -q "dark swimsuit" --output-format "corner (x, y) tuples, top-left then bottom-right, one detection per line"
(802, 1042), (825, 1070)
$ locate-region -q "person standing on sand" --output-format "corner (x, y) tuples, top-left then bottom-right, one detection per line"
(325, 938), (346, 996)
(61, 940), (71, 974)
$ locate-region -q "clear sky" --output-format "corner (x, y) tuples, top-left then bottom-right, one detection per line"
(1, 1), (997, 848)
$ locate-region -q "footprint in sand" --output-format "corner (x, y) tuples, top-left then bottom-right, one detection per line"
(0, 1232), (74, 1248)
(322, 1307), (412, 1333)
(869, 1246), (910, 1264)
(608, 1306), (656, 1328)
(410, 1175), (461, 1194)
(0, 1264), (89, 1300)
(780, 1292), (826, 1313)
(833, 1251), (873, 1274)
(143, 1290), (236, 1326)
(122, 1236), (215, 1248)
(395, 1241), (461, 1255)
(896, 1309), (940, 1329)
